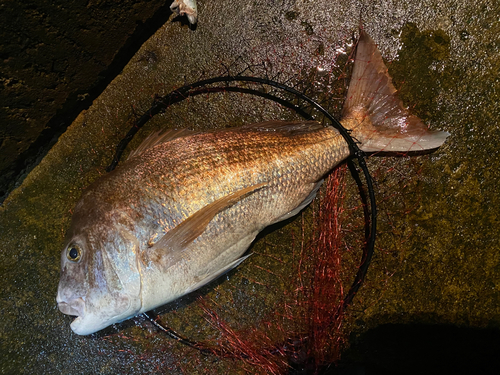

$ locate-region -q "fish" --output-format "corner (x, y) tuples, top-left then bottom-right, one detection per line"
(170, 0), (197, 25)
(56, 31), (448, 335)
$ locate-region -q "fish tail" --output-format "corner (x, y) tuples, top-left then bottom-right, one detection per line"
(341, 30), (449, 153)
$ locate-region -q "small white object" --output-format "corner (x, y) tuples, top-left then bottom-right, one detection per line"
(170, 0), (197, 25)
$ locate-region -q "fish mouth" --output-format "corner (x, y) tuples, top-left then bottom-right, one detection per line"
(57, 297), (85, 319)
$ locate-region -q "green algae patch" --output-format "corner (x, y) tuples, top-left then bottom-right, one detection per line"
(388, 23), (451, 122)
(355, 16), (500, 333)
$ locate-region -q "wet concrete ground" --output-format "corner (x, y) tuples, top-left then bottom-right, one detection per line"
(1, 0), (499, 373)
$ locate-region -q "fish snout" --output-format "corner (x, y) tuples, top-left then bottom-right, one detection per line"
(57, 295), (85, 318)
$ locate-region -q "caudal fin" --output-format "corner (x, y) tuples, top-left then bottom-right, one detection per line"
(341, 30), (449, 153)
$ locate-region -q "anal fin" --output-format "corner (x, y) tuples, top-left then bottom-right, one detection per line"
(184, 254), (252, 295)
(272, 180), (323, 224)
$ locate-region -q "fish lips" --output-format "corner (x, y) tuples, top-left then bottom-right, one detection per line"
(57, 292), (139, 335)
(57, 297), (87, 333)
(57, 297), (85, 319)
(56, 297), (108, 335)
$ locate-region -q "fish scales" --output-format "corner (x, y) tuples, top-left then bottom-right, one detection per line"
(88, 125), (347, 244)
(130, 126), (348, 309)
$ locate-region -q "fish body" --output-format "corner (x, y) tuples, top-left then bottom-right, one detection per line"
(57, 123), (349, 335)
(57, 31), (448, 335)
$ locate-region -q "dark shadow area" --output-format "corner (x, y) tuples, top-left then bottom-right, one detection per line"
(171, 14), (198, 30)
(334, 323), (500, 375)
(0, 2), (176, 204)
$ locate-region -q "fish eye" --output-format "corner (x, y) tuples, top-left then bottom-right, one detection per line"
(66, 244), (82, 262)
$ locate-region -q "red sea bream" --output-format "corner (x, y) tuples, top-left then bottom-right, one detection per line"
(56, 31), (448, 335)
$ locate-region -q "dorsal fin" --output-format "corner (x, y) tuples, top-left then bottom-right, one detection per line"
(241, 120), (326, 135)
(127, 128), (197, 160)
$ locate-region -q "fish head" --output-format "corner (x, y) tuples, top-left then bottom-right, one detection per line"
(56, 197), (143, 335)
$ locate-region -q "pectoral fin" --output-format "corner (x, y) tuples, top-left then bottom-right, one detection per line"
(148, 182), (266, 266)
